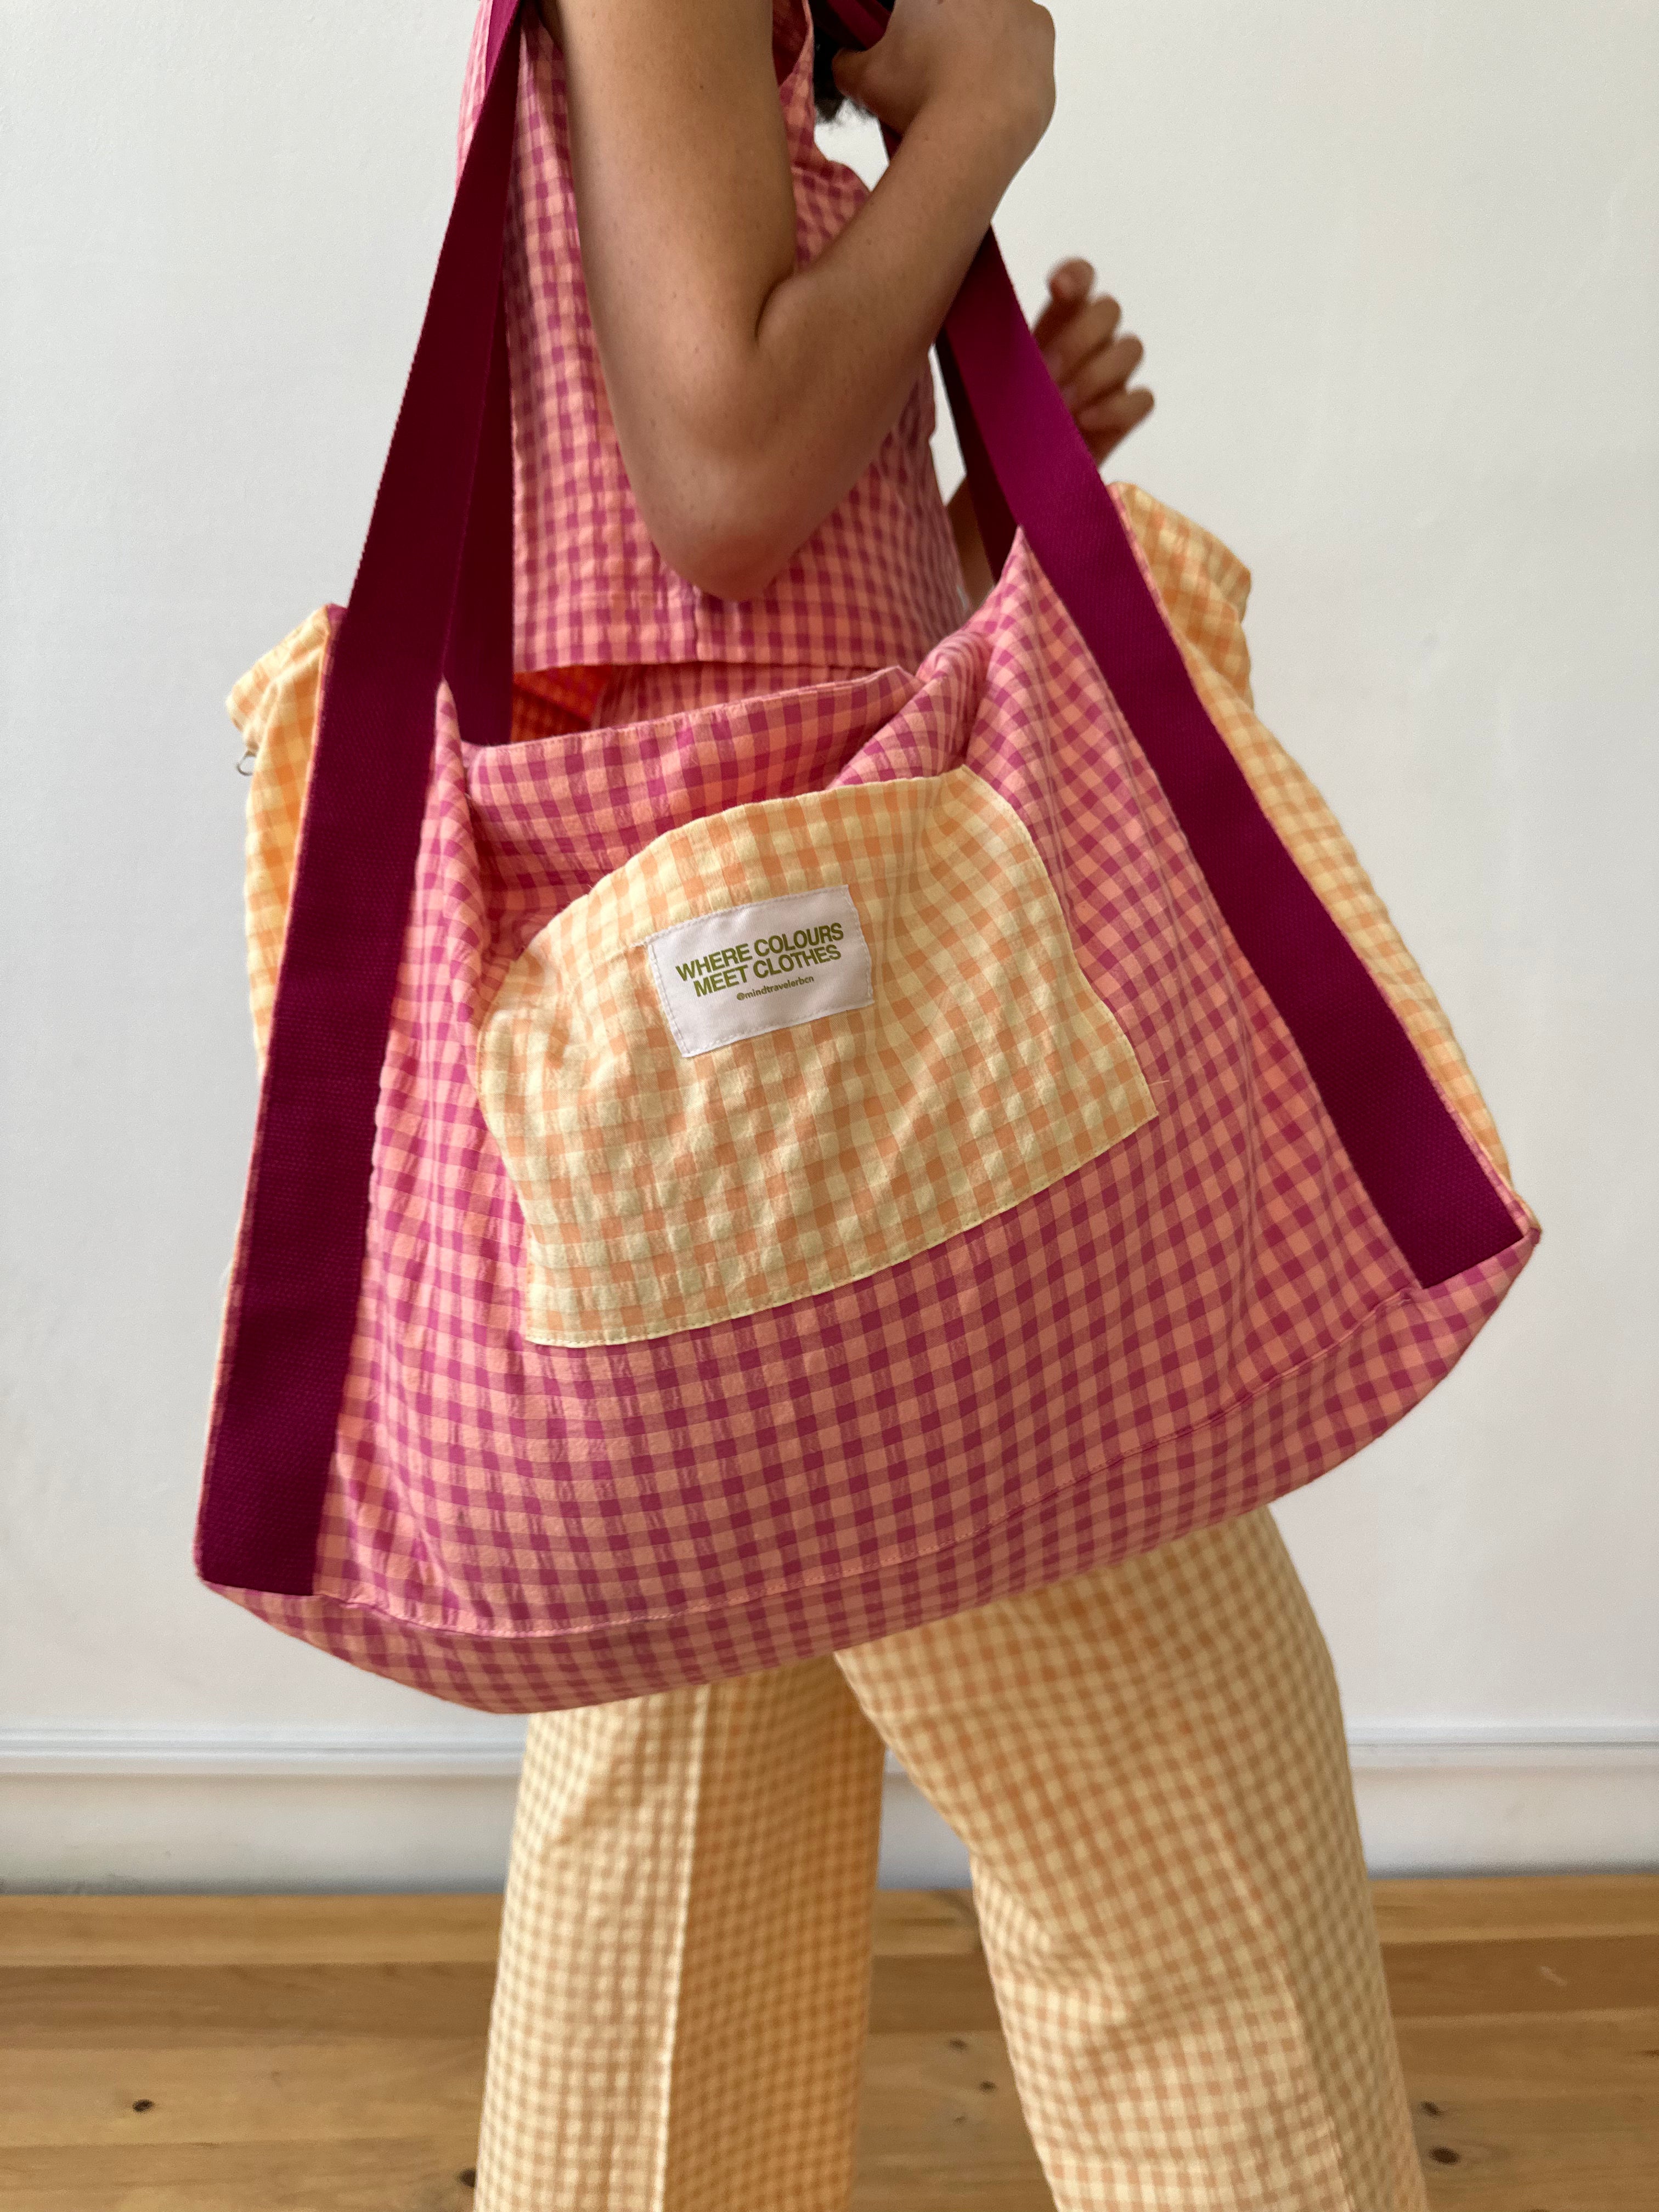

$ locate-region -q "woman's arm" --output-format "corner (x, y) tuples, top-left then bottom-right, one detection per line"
(551, 0), (1054, 599)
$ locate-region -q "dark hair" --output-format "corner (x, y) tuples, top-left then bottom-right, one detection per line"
(808, 0), (854, 122)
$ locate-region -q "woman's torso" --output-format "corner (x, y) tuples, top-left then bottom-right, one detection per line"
(458, 0), (968, 701)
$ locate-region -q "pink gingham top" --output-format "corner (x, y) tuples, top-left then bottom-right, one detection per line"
(458, 0), (968, 684)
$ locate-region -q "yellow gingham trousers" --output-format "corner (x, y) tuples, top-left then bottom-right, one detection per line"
(473, 1510), (1427, 2211)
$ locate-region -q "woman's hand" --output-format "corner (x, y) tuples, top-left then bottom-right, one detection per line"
(1033, 259), (1154, 463)
(949, 263), (1152, 608)
(832, 0), (1056, 167)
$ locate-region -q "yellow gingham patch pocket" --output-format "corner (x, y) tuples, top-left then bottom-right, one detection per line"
(477, 769), (1156, 1345)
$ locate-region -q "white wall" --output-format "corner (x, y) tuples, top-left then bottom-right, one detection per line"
(2, 2), (1654, 1892)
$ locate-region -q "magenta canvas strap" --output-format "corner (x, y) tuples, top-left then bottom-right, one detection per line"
(197, 0), (524, 1593)
(198, 0), (1520, 1598)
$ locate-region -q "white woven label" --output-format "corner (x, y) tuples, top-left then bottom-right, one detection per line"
(644, 884), (873, 1059)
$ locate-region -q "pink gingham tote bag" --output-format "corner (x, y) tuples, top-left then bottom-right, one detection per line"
(195, 0), (1537, 1712)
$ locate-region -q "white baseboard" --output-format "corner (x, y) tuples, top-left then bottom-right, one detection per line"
(0, 1722), (533, 1780)
(5, 1718), (1655, 1779)
(2, 1722), (1654, 1891)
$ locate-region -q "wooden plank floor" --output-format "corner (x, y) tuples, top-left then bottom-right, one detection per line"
(2, 1877), (1655, 2209)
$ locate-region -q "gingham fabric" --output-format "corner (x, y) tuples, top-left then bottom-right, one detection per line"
(228, 604), (332, 1057)
(454, 0), (968, 676)
(1114, 487), (1508, 1179)
(477, 766), (1154, 1344)
(215, 494), (1535, 1713)
(474, 1509), (1429, 2211)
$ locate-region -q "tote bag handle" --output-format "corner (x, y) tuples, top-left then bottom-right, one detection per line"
(198, 0), (1518, 1597)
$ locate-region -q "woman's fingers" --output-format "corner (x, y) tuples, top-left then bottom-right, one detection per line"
(1030, 260), (1153, 460)
(1075, 382), (1155, 462)
(1039, 289), (1122, 390)
(1030, 258), (1094, 352)
(1079, 384), (1155, 431)
(1058, 329), (1145, 411)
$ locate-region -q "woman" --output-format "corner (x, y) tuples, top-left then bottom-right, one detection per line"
(458, 1), (1428, 2204)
